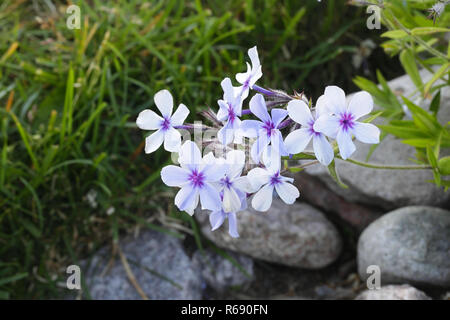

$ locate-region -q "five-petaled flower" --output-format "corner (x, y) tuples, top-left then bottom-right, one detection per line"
(161, 141), (227, 215)
(217, 78), (243, 146)
(313, 86), (380, 160)
(247, 160), (299, 212)
(136, 89), (189, 153)
(284, 97), (334, 166)
(241, 94), (288, 164)
(236, 46), (263, 100)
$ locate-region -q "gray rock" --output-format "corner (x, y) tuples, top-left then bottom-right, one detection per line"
(83, 230), (202, 300)
(192, 249), (254, 292)
(357, 206), (450, 288)
(196, 199), (342, 269)
(303, 70), (450, 210)
(355, 285), (431, 300)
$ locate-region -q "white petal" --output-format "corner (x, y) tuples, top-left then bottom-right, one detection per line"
(275, 181), (299, 205)
(348, 91), (373, 120)
(312, 134), (334, 166)
(200, 182), (222, 211)
(171, 103), (190, 126)
(233, 176), (257, 193)
(225, 150), (246, 178)
(227, 212), (239, 238)
(336, 129), (356, 160)
(144, 129), (164, 154)
(352, 121), (380, 144)
(249, 65), (262, 88)
(179, 140), (202, 169)
(160, 165), (190, 187)
(247, 167), (271, 190)
(175, 185), (199, 216)
(315, 95), (329, 118)
(324, 85), (347, 114)
(163, 127), (181, 152)
(221, 77), (235, 103)
(240, 120), (262, 138)
(287, 100), (313, 126)
(236, 62), (251, 85)
(136, 109), (163, 130)
(271, 108), (288, 128)
(249, 94), (270, 122)
(250, 133), (269, 163)
(154, 89), (173, 117)
(284, 128), (312, 155)
(270, 129), (287, 157)
(210, 210), (226, 231)
(248, 46), (261, 69)
(201, 163), (227, 182)
(217, 100), (229, 121)
(313, 114), (340, 139)
(218, 120), (235, 146)
(222, 187), (242, 213)
(251, 184), (274, 212)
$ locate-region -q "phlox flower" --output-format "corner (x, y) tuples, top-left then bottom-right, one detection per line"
(236, 46), (263, 100)
(284, 97), (334, 166)
(136, 89), (189, 153)
(247, 159), (299, 212)
(313, 86), (380, 159)
(217, 78), (243, 146)
(160, 141), (227, 215)
(241, 94), (288, 164)
(210, 150), (254, 213)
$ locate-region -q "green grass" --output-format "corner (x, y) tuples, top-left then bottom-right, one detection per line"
(0, 0), (401, 299)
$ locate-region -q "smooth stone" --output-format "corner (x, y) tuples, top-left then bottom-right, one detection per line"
(196, 199), (342, 269)
(357, 206), (450, 288)
(192, 249), (254, 292)
(355, 284), (431, 300)
(83, 230), (202, 299)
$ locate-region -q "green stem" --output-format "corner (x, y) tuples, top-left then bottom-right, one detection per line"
(341, 157), (432, 170)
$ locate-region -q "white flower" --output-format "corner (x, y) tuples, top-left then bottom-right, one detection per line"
(217, 78), (243, 146)
(240, 94), (288, 164)
(313, 86), (380, 160)
(136, 89), (189, 153)
(160, 141), (228, 215)
(236, 46), (263, 100)
(247, 160), (299, 212)
(284, 97), (334, 166)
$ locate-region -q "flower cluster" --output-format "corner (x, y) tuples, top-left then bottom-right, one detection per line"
(136, 46), (380, 238)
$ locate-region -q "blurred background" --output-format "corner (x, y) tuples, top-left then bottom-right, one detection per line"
(0, 0), (448, 300)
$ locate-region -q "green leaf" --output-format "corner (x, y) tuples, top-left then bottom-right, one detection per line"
(0, 273), (28, 287)
(399, 50), (422, 93)
(401, 97), (442, 135)
(429, 90), (441, 115)
(424, 63), (450, 96)
(381, 30), (409, 39)
(411, 27), (450, 36)
(327, 160), (348, 189)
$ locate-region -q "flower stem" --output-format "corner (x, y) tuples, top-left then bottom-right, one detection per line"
(253, 85), (275, 96)
(340, 157), (432, 170)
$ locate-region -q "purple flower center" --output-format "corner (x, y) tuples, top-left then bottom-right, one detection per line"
(339, 112), (354, 132)
(227, 103), (236, 123)
(270, 171), (281, 186)
(220, 176), (233, 189)
(307, 120), (321, 137)
(188, 170), (205, 188)
(161, 117), (171, 131)
(243, 77), (250, 89)
(262, 121), (275, 137)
